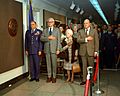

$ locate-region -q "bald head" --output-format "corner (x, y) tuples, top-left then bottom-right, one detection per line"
(84, 19), (91, 29)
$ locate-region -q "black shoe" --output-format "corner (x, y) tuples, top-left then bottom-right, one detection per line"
(36, 79), (39, 82)
(80, 81), (86, 85)
(29, 78), (35, 82)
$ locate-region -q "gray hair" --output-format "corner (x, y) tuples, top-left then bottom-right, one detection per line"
(66, 29), (73, 36)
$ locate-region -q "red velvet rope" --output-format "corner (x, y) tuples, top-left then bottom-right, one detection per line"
(93, 56), (99, 83)
(84, 75), (90, 96)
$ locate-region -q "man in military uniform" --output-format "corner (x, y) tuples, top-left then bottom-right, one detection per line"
(25, 21), (42, 82)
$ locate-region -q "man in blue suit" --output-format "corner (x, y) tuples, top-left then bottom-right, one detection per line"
(25, 21), (42, 82)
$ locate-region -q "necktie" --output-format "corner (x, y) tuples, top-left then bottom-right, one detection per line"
(85, 29), (88, 36)
(49, 28), (52, 35)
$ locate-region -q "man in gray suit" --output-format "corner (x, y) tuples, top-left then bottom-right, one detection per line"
(40, 18), (61, 83)
(77, 19), (99, 85)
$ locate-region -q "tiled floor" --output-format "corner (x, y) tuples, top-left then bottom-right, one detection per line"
(0, 70), (120, 96)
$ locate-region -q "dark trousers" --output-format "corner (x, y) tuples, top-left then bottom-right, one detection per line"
(99, 51), (104, 69)
(105, 50), (115, 68)
(29, 54), (40, 79)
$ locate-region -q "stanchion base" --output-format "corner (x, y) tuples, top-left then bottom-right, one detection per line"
(93, 89), (104, 95)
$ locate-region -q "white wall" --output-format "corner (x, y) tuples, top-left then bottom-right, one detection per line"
(0, 0), (76, 85)
(32, 0), (68, 30)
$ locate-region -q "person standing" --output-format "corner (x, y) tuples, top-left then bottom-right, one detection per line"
(25, 21), (42, 82)
(60, 29), (78, 83)
(102, 25), (117, 68)
(73, 24), (78, 38)
(59, 25), (66, 42)
(40, 18), (61, 83)
(77, 19), (99, 85)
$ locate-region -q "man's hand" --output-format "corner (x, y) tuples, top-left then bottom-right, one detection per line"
(87, 36), (93, 41)
(38, 51), (41, 56)
(48, 35), (56, 40)
(25, 51), (28, 55)
(94, 52), (98, 57)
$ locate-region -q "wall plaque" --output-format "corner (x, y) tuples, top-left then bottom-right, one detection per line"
(8, 18), (18, 37)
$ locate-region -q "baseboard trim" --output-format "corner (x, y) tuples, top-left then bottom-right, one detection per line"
(103, 68), (120, 71)
(0, 72), (29, 91)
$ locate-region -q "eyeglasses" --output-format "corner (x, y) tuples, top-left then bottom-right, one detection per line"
(47, 21), (54, 23)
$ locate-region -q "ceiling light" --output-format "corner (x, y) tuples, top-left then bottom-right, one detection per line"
(70, 1), (75, 10)
(115, 1), (120, 9)
(80, 9), (84, 15)
(76, 6), (80, 13)
(89, 0), (109, 24)
(114, 1), (120, 21)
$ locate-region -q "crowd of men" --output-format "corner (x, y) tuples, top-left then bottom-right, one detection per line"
(25, 18), (120, 85)
(59, 23), (120, 70)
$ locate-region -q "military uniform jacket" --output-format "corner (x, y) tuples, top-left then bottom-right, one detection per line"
(25, 29), (42, 54)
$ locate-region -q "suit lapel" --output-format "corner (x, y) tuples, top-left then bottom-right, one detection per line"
(34, 29), (37, 33)
(52, 27), (56, 35)
(46, 28), (49, 36)
(89, 28), (94, 36)
(53, 27), (55, 33)
(83, 29), (86, 36)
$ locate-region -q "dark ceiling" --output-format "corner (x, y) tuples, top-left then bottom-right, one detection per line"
(46, 0), (120, 24)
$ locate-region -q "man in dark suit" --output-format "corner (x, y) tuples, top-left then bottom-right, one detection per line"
(77, 19), (99, 85)
(102, 25), (117, 68)
(25, 21), (42, 82)
(40, 18), (61, 83)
